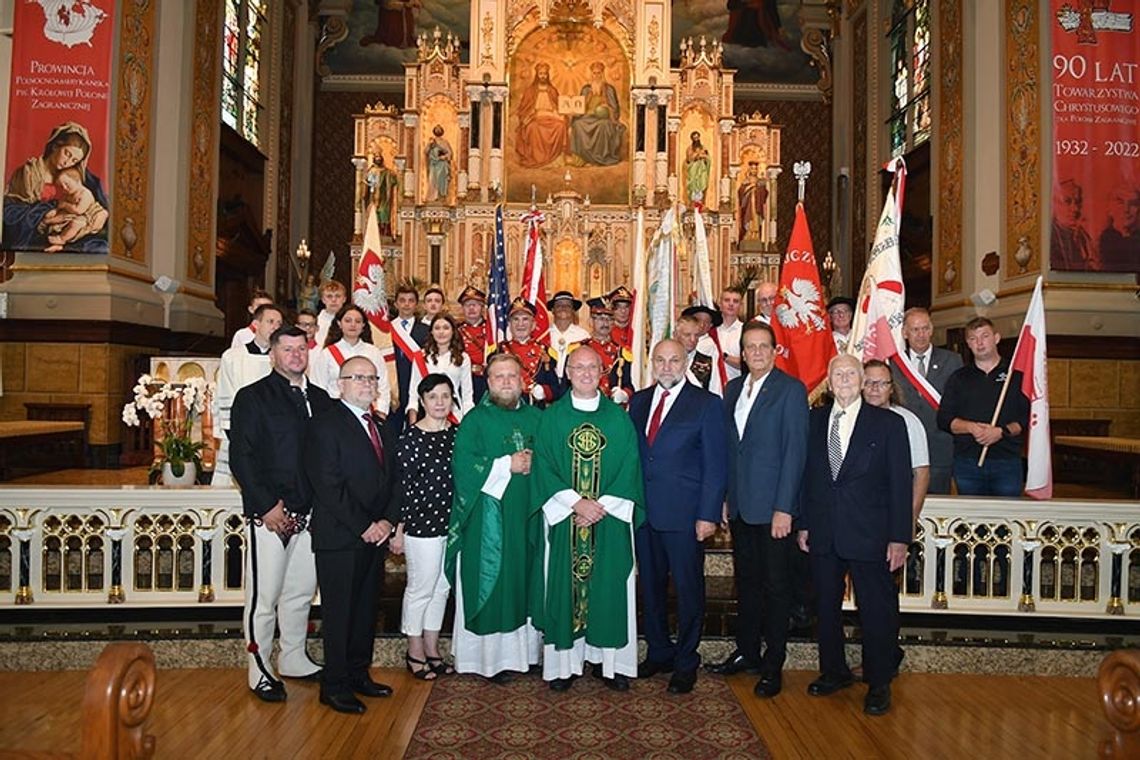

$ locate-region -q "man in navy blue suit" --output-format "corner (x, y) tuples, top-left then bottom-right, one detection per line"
(798, 354), (912, 716)
(708, 321), (808, 699)
(630, 339), (727, 694)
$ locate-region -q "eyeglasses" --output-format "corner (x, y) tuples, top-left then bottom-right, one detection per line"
(338, 374), (379, 384)
(863, 380), (892, 390)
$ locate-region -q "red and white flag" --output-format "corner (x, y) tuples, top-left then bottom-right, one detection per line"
(847, 158), (942, 409)
(520, 209), (550, 343)
(1010, 276), (1052, 499)
(771, 202), (835, 394)
(353, 203), (413, 371)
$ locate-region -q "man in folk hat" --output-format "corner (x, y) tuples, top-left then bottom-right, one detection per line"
(827, 296), (856, 354)
(580, 297), (634, 405)
(682, 305), (726, 397)
(458, 285), (491, 403)
(488, 297), (562, 407)
(675, 311), (724, 397)
(546, 290), (591, 379)
(608, 285), (635, 350)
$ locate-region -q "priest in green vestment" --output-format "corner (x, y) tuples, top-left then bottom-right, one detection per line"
(445, 353), (544, 681)
(532, 346), (645, 692)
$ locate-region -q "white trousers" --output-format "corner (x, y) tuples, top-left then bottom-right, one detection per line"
(243, 523), (319, 688)
(401, 535), (450, 636)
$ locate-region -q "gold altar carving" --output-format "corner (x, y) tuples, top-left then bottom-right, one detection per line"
(349, 0), (783, 305)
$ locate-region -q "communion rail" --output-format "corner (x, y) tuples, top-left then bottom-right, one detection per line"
(0, 488), (1137, 618)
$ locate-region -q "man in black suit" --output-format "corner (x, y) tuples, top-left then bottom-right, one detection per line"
(230, 325), (334, 702)
(708, 321), (808, 700)
(305, 355), (403, 713)
(798, 354), (912, 716)
(630, 339), (727, 694)
(389, 284), (431, 432)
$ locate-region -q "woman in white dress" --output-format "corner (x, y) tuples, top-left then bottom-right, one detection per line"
(310, 304), (392, 410)
(407, 314), (474, 423)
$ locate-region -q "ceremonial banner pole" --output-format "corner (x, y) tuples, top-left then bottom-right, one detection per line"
(630, 207), (649, 388)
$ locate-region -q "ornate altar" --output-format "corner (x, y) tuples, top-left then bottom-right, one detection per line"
(347, 0), (785, 303)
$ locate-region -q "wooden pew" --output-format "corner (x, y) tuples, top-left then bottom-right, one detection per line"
(1099, 649), (1140, 758)
(0, 643), (157, 760)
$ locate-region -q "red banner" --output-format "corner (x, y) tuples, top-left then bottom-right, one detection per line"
(1050, 2), (1139, 273)
(3, 0), (115, 254)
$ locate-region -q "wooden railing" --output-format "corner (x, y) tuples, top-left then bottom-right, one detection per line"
(0, 489), (1137, 618)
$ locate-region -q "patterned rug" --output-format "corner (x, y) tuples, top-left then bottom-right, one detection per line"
(404, 671), (770, 759)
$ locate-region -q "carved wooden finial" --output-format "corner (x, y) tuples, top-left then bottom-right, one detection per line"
(1099, 649), (1140, 758)
(79, 643), (157, 760)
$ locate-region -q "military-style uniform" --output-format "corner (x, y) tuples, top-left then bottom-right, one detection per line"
(581, 337), (633, 401)
(608, 285), (634, 350)
(458, 285), (491, 402)
(490, 339), (562, 404)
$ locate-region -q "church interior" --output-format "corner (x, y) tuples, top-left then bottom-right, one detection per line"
(0, 0), (1138, 757)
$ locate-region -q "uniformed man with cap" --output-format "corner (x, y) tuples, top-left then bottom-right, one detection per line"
(488, 297), (562, 406)
(458, 285), (491, 403)
(580, 296), (634, 405)
(608, 285), (635, 350)
(545, 290), (591, 379)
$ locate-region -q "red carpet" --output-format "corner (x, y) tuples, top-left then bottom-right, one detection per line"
(405, 671), (770, 759)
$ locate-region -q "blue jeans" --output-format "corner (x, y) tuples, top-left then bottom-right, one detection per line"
(952, 455), (1023, 497)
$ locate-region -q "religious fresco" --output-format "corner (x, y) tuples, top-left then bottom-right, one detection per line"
(505, 24), (630, 205)
(322, 0), (470, 75)
(671, 0), (817, 85)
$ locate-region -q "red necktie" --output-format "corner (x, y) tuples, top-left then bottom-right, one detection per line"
(646, 388), (670, 446)
(362, 413), (385, 465)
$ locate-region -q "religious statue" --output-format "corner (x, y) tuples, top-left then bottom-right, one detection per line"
(364, 154), (399, 239)
(426, 124), (453, 203)
(737, 160), (767, 241)
(298, 274), (320, 313)
(570, 62), (626, 167)
(516, 63), (567, 168)
(685, 131), (710, 204)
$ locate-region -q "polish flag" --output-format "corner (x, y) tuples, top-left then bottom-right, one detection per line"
(520, 209), (550, 342)
(1010, 276), (1052, 499)
(771, 202), (835, 395)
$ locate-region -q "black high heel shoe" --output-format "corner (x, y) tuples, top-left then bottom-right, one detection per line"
(426, 655), (455, 676)
(406, 653), (437, 680)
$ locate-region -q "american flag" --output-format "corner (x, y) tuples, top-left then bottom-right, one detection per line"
(487, 204), (510, 347)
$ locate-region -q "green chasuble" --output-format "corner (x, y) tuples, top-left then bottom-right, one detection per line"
(532, 393), (645, 650)
(445, 396), (542, 635)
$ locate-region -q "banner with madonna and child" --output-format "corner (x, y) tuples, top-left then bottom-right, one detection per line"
(2, 0), (115, 255)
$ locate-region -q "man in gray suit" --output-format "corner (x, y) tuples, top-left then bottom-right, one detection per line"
(890, 307), (962, 494)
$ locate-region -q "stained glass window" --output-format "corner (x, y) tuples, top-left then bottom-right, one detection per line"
(221, 0), (265, 148)
(886, 0), (931, 157)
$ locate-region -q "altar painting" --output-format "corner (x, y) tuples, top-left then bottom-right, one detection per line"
(506, 25), (631, 205)
(322, 0), (470, 75)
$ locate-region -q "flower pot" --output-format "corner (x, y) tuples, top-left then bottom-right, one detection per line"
(161, 461), (197, 487)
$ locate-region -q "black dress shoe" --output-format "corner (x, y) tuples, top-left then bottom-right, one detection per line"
(667, 670), (696, 694)
(488, 671), (513, 685)
(788, 603), (813, 631)
(808, 672), (855, 697)
(320, 692), (365, 714)
(637, 659), (675, 678)
(864, 685), (892, 716)
(251, 677), (287, 703)
(549, 677), (575, 692)
(753, 674), (782, 698)
(350, 678), (393, 698)
(602, 674), (630, 692)
(706, 651), (762, 675)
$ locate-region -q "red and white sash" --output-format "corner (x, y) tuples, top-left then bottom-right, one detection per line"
(390, 319), (429, 377)
(707, 327), (729, 389)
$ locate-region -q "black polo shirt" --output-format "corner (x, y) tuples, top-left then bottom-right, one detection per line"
(936, 358), (1029, 460)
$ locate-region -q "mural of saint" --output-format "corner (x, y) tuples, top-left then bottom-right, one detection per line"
(685, 131), (710, 203)
(515, 63), (568, 168)
(360, 0), (421, 49)
(426, 124), (452, 202)
(737, 160), (767, 241)
(723, 0), (793, 50)
(570, 62), (626, 167)
(364, 154), (400, 239)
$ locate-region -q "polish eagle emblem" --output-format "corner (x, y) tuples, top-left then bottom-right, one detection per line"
(353, 260), (388, 320)
(775, 278), (827, 332)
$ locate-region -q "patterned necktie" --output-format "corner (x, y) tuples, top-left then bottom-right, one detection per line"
(916, 353), (927, 378)
(362, 413), (385, 465)
(828, 409), (845, 479)
(291, 386), (309, 418)
(647, 388), (670, 446)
